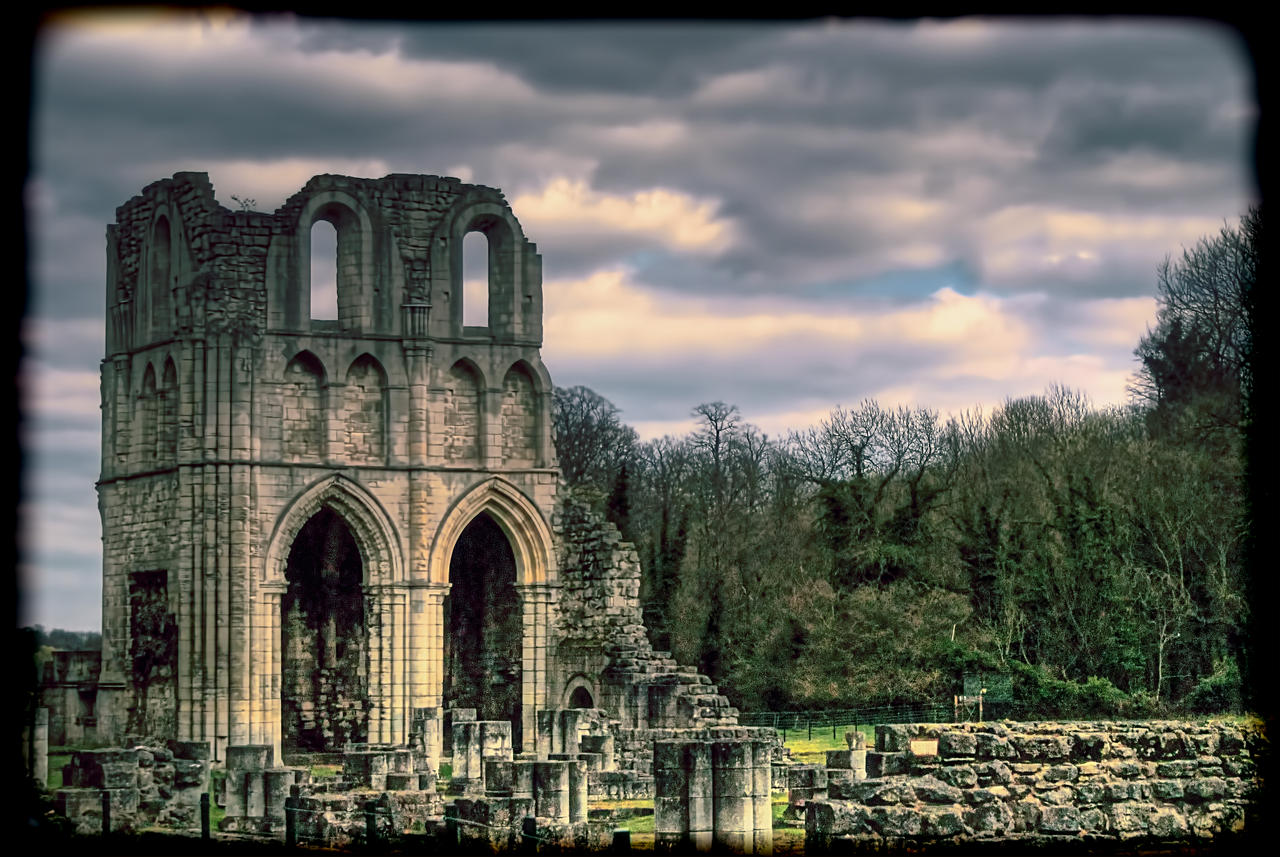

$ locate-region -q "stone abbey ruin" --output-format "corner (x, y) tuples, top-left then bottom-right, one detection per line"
(95, 171), (744, 760)
(34, 171), (1260, 850)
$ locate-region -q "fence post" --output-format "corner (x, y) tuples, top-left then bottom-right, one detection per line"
(445, 804), (460, 849)
(808, 712), (812, 742)
(201, 792), (210, 840)
(365, 800), (378, 849)
(285, 795), (297, 848)
(521, 815), (538, 854)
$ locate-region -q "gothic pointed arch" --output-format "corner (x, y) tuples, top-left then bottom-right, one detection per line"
(137, 362), (158, 467)
(443, 359), (484, 464)
(264, 475), (403, 588)
(282, 351), (327, 461)
(342, 353), (387, 463)
(159, 357), (178, 461)
(501, 361), (538, 466)
(429, 477), (556, 586)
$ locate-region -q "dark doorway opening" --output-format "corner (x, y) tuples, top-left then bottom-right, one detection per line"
(569, 686), (594, 709)
(282, 507), (369, 754)
(444, 513), (522, 747)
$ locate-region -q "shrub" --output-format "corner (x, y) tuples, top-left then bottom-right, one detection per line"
(1184, 658), (1243, 714)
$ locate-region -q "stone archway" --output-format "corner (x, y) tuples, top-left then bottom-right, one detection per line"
(281, 507), (369, 753)
(428, 477), (558, 753)
(260, 475), (406, 760)
(444, 512), (523, 747)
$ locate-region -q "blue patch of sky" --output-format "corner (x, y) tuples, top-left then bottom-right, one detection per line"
(806, 261), (979, 302)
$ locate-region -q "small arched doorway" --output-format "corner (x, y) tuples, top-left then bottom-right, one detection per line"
(281, 507), (369, 753)
(444, 513), (522, 747)
(568, 686), (594, 709)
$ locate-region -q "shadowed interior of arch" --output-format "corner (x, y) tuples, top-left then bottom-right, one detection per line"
(444, 512), (522, 749)
(281, 506), (369, 755)
(568, 685), (594, 709)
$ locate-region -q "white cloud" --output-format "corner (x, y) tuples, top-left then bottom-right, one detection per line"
(978, 206), (1227, 284)
(18, 500), (102, 561)
(547, 270), (1030, 363)
(512, 178), (736, 254)
(19, 361), (101, 424)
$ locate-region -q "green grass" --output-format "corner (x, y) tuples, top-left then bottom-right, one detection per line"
(208, 767), (226, 829)
(310, 763), (340, 780)
(589, 798), (653, 812)
(781, 725), (873, 765)
(618, 813), (655, 834)
(46, 752), (72, 790)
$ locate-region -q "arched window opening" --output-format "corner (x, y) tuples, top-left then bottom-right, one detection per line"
(463, 230), (489, 328)
(310, 219), (339, 320)
(150, 217), (171, 336)
(569, 686), (594, 709)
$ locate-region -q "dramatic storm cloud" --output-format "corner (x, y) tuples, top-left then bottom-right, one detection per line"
(23, 12), (1256, 630)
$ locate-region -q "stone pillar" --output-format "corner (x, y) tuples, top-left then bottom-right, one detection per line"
(260, 585), (284, 762)
(558, 708), (590, 756)
(512, 760), (536, 798)
(264, 768), (297, 821)
(519, 584), (553, 755)
(31, 708), (49, 788)
(480, 720), (515, 768)
(653, 741), (688, 854)
(417, 584), (448, 758)
(687, 742), (714, 853)
(411, 707), (442, 777)
(533, 760), (569, 822)
(225, 744), (271, 821)
(566, 758), (588, 824)
(712, 740), (754, 854)
(536, 709), (556, 758)
(580, 734), (615, 771)
(483, 387), (502, 469)
(452, 720), (483, 791)
(753, 739), (774, 856)
(485, 760), (515, 795)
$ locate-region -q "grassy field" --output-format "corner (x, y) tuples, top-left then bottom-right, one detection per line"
(781, 724), (874, 766)
(46, 750), (72, 790)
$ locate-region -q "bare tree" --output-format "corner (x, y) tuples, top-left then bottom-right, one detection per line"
(552, 386), (638, 489)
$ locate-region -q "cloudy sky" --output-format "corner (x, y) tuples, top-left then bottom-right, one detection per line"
(22, 12), (1257, 630)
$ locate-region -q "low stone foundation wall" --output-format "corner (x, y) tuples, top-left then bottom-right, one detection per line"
(615, 725), (783, 776)
(54, 740), (210, 834)
(806, 720), (1262, 850)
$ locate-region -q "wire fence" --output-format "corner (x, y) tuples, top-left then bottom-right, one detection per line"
(739, 702), (959, 741)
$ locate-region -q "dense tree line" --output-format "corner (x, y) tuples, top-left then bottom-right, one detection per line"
(554, 208), (1257, 718)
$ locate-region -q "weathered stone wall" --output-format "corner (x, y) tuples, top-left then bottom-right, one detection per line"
(41, 651), (103, 745)
(98, 172), (560, 761)
(93, 169), (740, 768)
(54, 740), (210, 834)
(553, 497), (648, 651)
(806, 720), (1263, 849)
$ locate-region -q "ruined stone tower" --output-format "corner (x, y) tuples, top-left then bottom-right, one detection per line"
(98, 173), (560, 761)
(98, 172), (742, 767)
